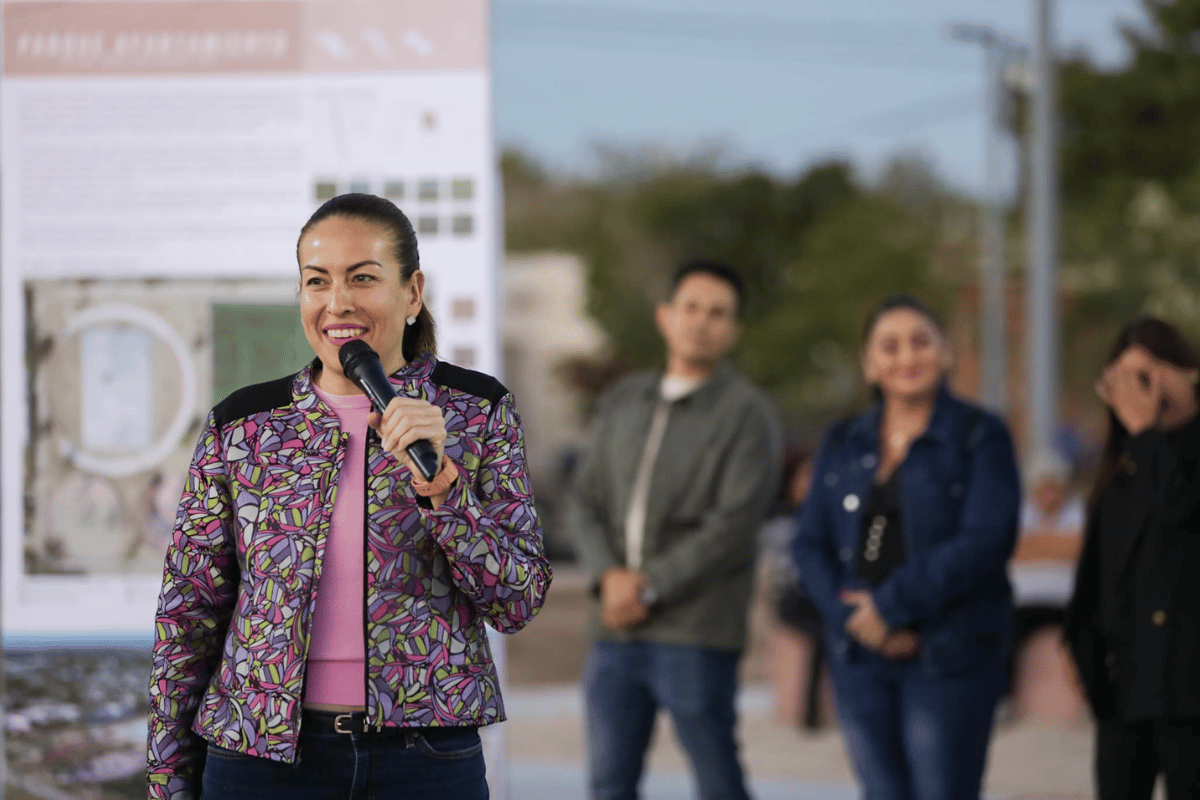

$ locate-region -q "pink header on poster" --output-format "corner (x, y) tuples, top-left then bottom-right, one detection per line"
(3, 0), (485, 77)
(304, 0), (486, 74)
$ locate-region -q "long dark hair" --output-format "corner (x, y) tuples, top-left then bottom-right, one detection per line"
(1090, 316), (1200, 507)
(861, 293), (946, 402)
(297, 193), (437, 363)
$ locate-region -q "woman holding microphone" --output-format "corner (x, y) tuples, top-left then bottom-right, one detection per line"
(147, 193), (551, 800)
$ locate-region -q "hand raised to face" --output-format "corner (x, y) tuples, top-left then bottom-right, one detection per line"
(1096, 346), (1163, 436)
(1096, 345), (1197, 435)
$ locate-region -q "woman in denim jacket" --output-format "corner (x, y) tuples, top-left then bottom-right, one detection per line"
(146, 194), (551, 800)
(792, 294), (1020, 800)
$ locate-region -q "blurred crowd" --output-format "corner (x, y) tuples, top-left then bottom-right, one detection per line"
(559, 258), (1200, 800)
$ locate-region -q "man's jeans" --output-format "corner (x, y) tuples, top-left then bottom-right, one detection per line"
(830, 652), (1005, 800)
(583, 641), (752, 800)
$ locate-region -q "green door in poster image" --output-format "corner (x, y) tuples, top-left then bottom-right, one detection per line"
(211, 304), (311, 405)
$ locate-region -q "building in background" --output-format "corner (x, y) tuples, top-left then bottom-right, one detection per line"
(502, 252), (607, 558)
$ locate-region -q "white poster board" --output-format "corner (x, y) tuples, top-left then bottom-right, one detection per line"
(2, 5), (507, 783)
(2, 0), (497, 631)
(2, 0), (507, 790)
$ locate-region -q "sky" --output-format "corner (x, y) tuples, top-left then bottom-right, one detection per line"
(491, 0), (1147, 196)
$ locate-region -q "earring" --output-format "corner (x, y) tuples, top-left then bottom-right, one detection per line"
(406, 315), (416, 326)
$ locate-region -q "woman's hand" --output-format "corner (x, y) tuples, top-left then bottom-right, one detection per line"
(368, 397), (447, 477)
(879, 630), (920, 660)
(1095, 347), (1164, 435)
(841, 589), (889, 650)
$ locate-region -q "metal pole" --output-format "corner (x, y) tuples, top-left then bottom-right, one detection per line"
(981, 42), (1008, 412)
(949, 23), (1016, 413)
(1026, 0), (1059, 454)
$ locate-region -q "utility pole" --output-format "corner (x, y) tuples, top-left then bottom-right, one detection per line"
(949, 24), (1024, 413)
(1027, 0), (1059, 455)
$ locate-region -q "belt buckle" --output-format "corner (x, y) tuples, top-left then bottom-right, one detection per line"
(334, 714), (355, 735)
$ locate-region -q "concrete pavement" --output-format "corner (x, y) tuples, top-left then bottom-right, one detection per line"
(502, 683), (1098, 800)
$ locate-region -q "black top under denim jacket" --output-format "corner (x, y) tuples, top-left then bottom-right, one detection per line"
(1065, 411), (1200, 722)
(856, 472), (905, 585)
(791, 386), (1020, 677)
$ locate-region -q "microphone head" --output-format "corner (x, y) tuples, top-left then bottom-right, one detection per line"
(338, 339), (379, 374)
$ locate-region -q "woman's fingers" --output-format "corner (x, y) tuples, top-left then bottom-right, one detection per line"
(376, 398), (447, 467)
(1106, 348), (1164, 405)
(382, 411), (439, 450)
(881, 631), (920, 660)
(1100, 359), (1164, 434)
(839, 589), (868, 607)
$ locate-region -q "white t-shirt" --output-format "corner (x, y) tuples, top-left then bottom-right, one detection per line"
(623, 374), (705, 570)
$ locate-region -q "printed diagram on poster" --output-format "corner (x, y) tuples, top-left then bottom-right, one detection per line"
(1, 0), (497, 639)
(71, 303), (197, 476)
(81, 324), (154, 456)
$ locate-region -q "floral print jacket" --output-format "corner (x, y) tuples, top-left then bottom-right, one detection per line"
(147, 356), (551, 800)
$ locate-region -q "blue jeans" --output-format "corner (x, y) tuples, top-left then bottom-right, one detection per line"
(829, 653), (1005, 800)
(583, 641), (751, 800)
(199, 714), (488, 800)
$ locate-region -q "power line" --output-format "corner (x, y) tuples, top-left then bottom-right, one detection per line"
(495, 30), (976, 72)
(492, 18), (947, 53)
(492, 0), (1139, 68)
(494, 15), (976, 72)
(490, 3), (993, 71)
(494, 1), (947, 44)
(848, 91), (979, 132)
(749, 90), (979, 151)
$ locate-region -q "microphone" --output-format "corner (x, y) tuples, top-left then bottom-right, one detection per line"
(337, 340), (441, 481)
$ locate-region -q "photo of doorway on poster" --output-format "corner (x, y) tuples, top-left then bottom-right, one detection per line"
(57, 302), (198, 478)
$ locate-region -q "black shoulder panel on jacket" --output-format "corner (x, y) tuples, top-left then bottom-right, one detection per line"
(430, 361), (509, 407)
(212, 374), (295, 429)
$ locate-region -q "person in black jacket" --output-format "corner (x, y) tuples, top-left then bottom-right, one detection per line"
(1065, 316), (1200, 800)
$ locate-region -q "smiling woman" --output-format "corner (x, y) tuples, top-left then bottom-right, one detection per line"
(298, 214), (419, 394)
(791, 293), (1020, 800)
(296, 194), (437, 387)
(146, 193), (552, 800)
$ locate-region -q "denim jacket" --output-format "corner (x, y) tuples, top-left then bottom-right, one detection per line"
(146, 356), (551, 800)
(792, 388), (1019, 675)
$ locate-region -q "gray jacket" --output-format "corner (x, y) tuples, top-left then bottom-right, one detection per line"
(568, 361), (783, 652)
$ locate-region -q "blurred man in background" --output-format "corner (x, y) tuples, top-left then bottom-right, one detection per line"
(568, 259), (783, 800)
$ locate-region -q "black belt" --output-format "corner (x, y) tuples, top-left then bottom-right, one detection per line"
(301, 709), (477, 739)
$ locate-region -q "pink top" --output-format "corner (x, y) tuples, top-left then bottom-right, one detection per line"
(306, 386), (372, 707)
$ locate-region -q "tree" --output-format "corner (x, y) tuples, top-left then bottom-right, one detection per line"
(502, 145), (968, 428)
(1052, 0), (1200, 399)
